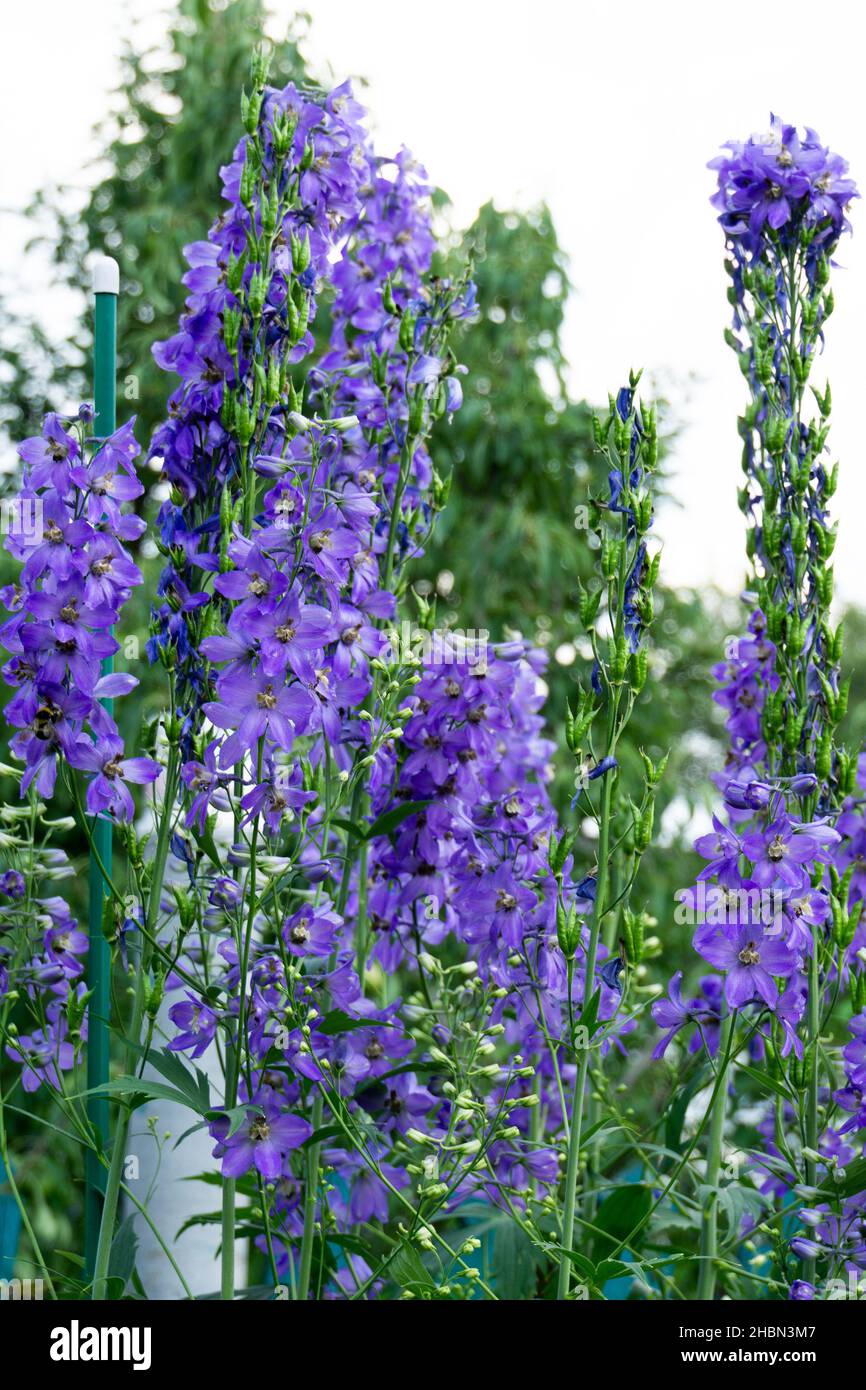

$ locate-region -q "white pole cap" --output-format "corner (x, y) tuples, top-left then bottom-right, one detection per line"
(92, 255), (120, 295)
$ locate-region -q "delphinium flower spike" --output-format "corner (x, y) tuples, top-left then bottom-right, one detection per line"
(555, 375), (664, 1298)
(659, 118), (861, 1300)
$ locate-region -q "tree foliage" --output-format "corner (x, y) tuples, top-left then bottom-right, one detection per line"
(2, 0), (309, 453)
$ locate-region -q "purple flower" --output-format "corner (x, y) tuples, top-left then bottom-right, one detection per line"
(695, 922), (799, 1008)
(282, 901), (343, 957)
(788, 1280), (816, 1300)
(168, 992), (219, 1059)
(66, 722), (161, 821)
(0, 870), (25, 899)
(211, 1096), (312, 1180)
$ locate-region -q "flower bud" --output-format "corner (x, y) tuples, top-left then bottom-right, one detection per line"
(556, 901), (581, 959)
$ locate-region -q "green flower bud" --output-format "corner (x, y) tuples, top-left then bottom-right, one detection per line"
(271, 111), (297, 159)
(398, 308), (416, 352)
(577, 583), (602, 628)
(635, 494), (653, 533)
(382, 278), (398, 316)
(239, 157), (257, 208)
(790, 1044), (815, 1093)
(145, 969), (166, 1021)
(408, 392), (426, 436)
(556, 901), (581, 959)
(634, 802), (654, 853)
(67, 985), (90, 1039)
(241, 87), (264, 136)
(816, 731), (832, 782)
(250, 45), (270, 89)
(622, 908), (645, 965)
(630, 648), (649, 694)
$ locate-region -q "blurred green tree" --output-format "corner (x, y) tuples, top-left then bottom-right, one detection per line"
(2, 0), (309, 453)
(424, 202), (733, 922)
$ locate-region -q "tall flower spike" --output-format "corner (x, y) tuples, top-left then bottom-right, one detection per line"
(0, 411), (154, 816)
(660, 119), (860, 1301)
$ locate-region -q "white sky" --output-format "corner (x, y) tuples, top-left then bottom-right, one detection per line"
(2, 0), (866, 601)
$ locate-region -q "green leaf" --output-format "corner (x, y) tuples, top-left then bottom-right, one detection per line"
(148, 1046), (212, 1113)
(197, 1282), (282, 1301)
(546, 1244), (596, 1281)
(388, 1243), (434, 1290)
(325, 1232), (376, 1259)
(364, 800), (433, 842)
(304, 1123), (346, 1147)
(578, 986), (602, 1039)
(818, 1155), (866, 1200)
(190, 820), (222, 870)
(715, 1182), (769, 1233)
(665, 1063), (710, 1154)
(54, 1249), (86, 1270)
(173, 1120), (210, 1149)
(331, 816), (364, 839)
(595, 1257), (634, 1284)
(122, 1041), (212, 1115)
(106, 1215), (139, 1297)
(486, 1218), (540, 1299)
(87, 1076), (197, 1113)
(737, 1063), (792, 1103)
(176, 1210), (261, 1240)
(591, 1183), (652, 1262)
(318, 1009), (378, 1037)
(203, 1103), (256, 1139)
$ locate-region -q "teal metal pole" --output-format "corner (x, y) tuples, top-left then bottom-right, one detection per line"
(84, 256), (119, 1282)
(0, 1154), (21, 1277)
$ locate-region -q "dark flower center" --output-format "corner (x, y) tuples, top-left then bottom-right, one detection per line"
(767, 836), (785, 862)
(257, 686), (277, 709)
(738, 941), (760, 966)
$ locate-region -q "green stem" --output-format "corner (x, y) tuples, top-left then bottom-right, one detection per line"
(557, 771), (613, 1300)
(382, 433), (415, 594)
(696, 1012), (732, 1300)
(297, 1092), (324, 1301)
(221, 738), (265, 1301)
(220, 1059), (238, 1302)
(91, 749), (179, 1300)
(803, 923), (821, 1286)
(0, 1095), (57, 1299)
